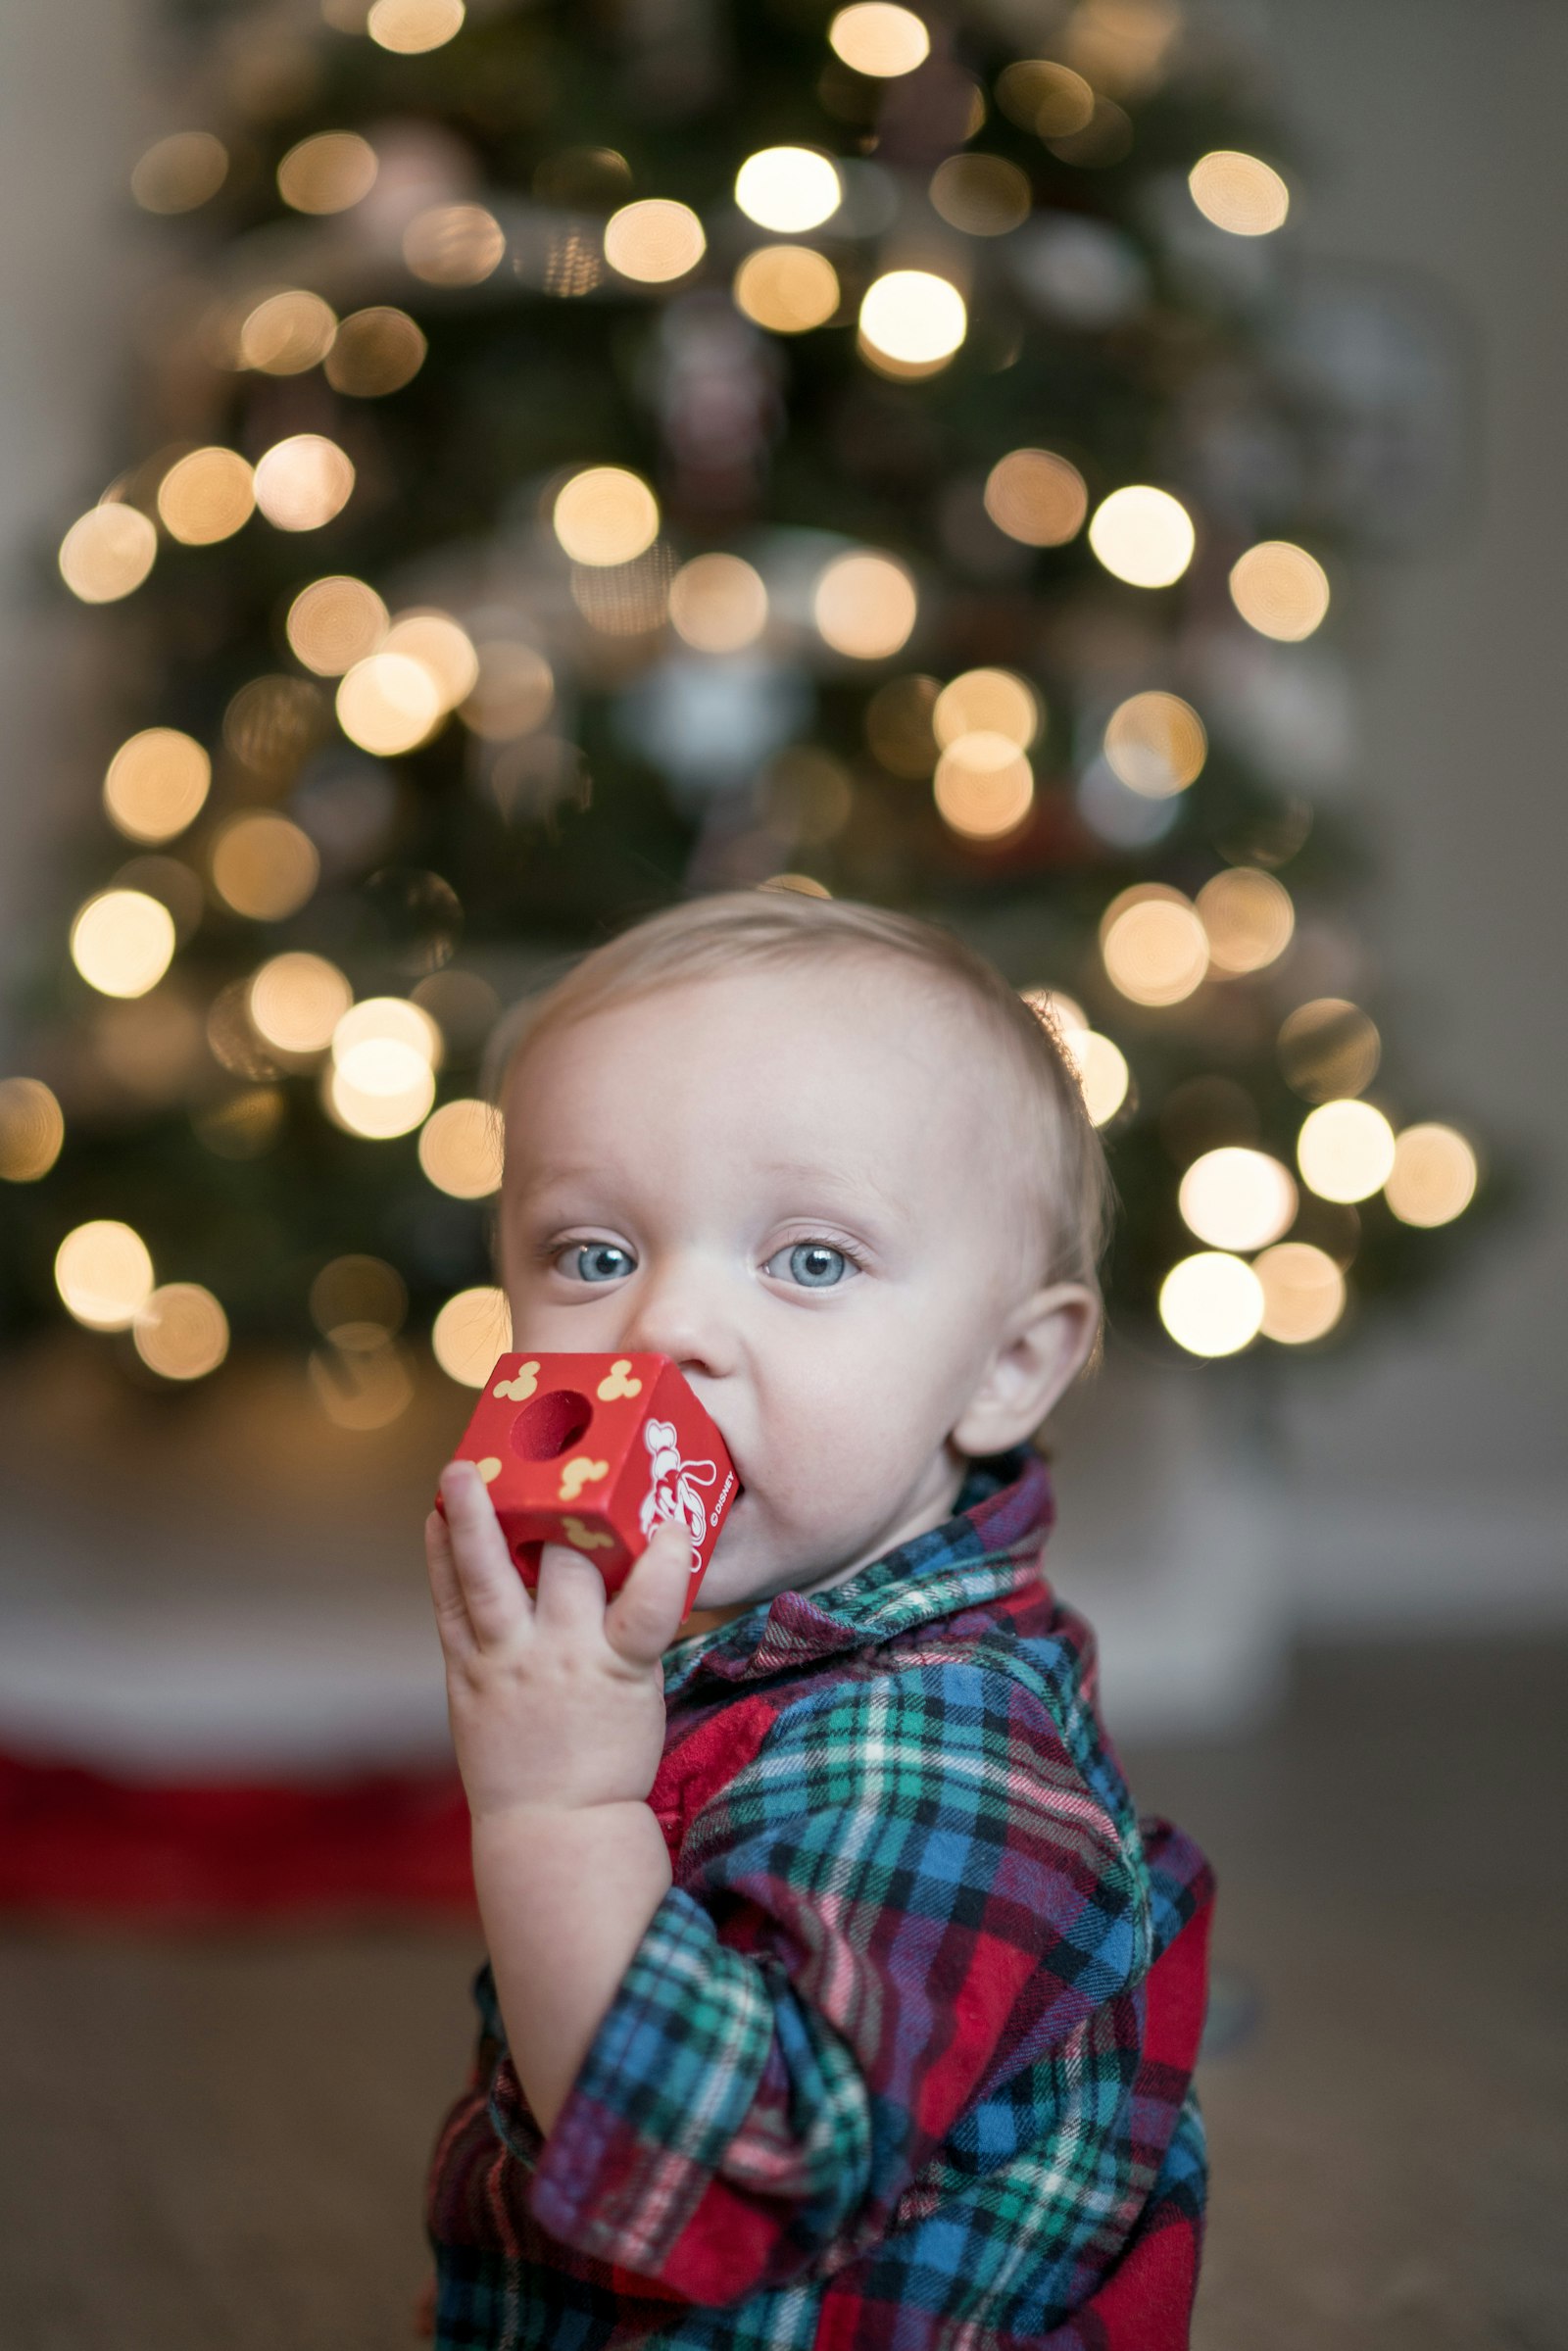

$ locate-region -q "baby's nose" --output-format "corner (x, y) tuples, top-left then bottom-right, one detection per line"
(617, 1252), (737, 1381)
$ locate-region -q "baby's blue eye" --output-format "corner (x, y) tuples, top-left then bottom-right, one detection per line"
(780, 1242), (849, 1289)
(570, 1243), (635, 1283)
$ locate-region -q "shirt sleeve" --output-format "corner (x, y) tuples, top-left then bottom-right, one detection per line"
(509, 1660), (1150, 2307)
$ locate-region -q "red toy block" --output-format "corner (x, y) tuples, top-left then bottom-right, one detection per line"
(435, 1352), (739, 1610)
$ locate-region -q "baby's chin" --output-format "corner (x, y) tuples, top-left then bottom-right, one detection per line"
(688, 1490), (862, 1614)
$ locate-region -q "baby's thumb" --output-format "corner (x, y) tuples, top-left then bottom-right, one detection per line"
(604, 1521), (694, 1667)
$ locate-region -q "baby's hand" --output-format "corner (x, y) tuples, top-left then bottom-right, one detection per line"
(424, 1461), (694, 1826)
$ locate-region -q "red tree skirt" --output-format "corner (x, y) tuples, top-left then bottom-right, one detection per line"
(0, 1744), (476, 1921)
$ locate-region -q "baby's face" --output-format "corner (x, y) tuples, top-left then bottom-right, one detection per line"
(498, 959), (1057, 1612)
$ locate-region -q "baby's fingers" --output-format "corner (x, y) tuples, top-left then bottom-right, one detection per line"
(603, 1522), (695, 1669)
(436, 1461), (530, 1648)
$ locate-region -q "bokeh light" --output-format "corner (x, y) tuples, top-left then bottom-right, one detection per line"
(133, 1284), (230, 1380)
(1100, 884), (1208, 1005)
(1189, 150), (1290, 236)
(381, 611), (479, 709)
(55, 1219), (155, 1330)
(735, 148), (841, 233)
(71, 890), (176, 998)
(1229, 541), (1331, 641)
(462, 641), (556, 738)
(1102, 691), (1206, 796)
(1196, 868), (1296, 973)
(1179, 1147), (1298, 1251)
(248, 952), (354, 1054)
(222, 675), (325, 781)
(930, 154), (1032, 236)
(1254, 1242), (1346, 1344)
(1278, 998), (1382, 1101)
(858, 270), (966, 367)
(103, 729), (211, 843)
(417, 1098), (505, 1197)
(1385, 1123), (1479, 1227)
(367, 0), (465, 53)
(431, 1285), (513, 1386)
(239, 291), (337, 375)
(209, 812), (320, 920)
(668, 554), (768, 652)
(59, 505), (157, 604)
(286, 576), (389, 674)
(1159, 1251), (1264, 1357)
(277, 130), (378, 214)
(1043, 1009), (1132, 1128)
(933, 668), (1039, 750)
(813, 551), (917, 659)
(553, 466), (661, 565)
(828, 3), (930, 74)
(732, 245), (840, 331)
(1298, 1099), (1396, 1202)
(156, 447), (255, 543)
(404, 204), (505, 285)
(0, 1078), (65, 1182)
(933, 733), (1034, 838)
(604, 200), (706, 283)
(336, 652), (443, 755)
(130, 130), (227, 214)
(983, 449), (1088, 547)
(324, 308), (427, 396)
(1088, 486), (1196, 588)
(310, 1253), (408, 1342)
(253, 435), (355, 531)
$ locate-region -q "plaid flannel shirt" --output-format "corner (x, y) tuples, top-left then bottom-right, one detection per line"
(425, 1449), (1215, 2348)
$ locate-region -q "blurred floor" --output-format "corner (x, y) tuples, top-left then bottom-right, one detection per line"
(0, 1632), (1563, 2350)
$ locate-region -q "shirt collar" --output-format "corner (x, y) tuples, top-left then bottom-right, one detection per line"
(662, 1448), (1054, 1700)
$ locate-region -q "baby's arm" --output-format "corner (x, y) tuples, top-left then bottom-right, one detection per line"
(425, 1459), (695, 2131)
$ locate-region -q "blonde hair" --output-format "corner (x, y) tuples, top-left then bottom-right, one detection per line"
(483, 891), (1112, 1298)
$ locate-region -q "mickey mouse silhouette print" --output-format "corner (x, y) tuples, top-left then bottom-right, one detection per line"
(637, 1417), (719, 1550)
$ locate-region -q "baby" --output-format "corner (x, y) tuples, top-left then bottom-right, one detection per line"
(421, 891), (1215, 2348)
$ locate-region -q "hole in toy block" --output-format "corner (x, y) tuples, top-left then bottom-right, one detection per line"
(509, 1387), (593, 1461)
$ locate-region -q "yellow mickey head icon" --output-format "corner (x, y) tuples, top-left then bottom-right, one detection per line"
(596, 1357), (643, 1401)
(562, 1515), (614, 1552)
(475, 1457), (503, 1482)
(558, 1454), (609, 1502)
(493, 1360), (541, 1402)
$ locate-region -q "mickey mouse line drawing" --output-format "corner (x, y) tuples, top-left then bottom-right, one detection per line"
(637, 1417), (730, 1551)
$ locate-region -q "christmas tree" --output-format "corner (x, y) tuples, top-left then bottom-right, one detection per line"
(0, 0), (1487, 1412)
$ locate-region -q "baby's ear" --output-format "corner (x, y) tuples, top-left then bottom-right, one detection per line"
(951, 1284), (1100, 1458)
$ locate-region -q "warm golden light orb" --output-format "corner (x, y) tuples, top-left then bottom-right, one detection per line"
(155, 447), (254, 548)
(933, 733), (1034, 838)
(1197, 868), (1296, 974)
(368, 0), (465, 53)
(934, 668), (1039, 751)
(71, 890), (176, 998)
(1100, 884), (1208, 1005)
(55, 1219), (155, 1330)
(103, 729), (211, 844)
(209, 812), (320, 920)
(1179, 1147), (1298, 1251)
(59, 505), (157, 604)
(277, 130), (379, 214)
(735, 148), (841, 233)
(552, 466), (661, 566)
(603, 200), (707, 283)
(1277, 999), (1382, 1102)
(326, 999), (441, 1138)
(325, 308), (427, 396)
(828, 2), (930, 75)
(1189, 150), (1290, 236)
(0, 1078), (65, 1182)
(133, 1283), (230, 1380)
(1229, 541), (1331, 641)
(404, 204), (506, 285)
(432, 1285), (513, 1386)
(1385, 1123), (1479, 1227)
(1088, 485), (1196, 588)
(996, 60), (1096, 137)
(286, 576), (389, 675)
(732, 245), (840, 332)
(1159, 1251), (1264, 1356)
(335, 651), (443, 754)
(668, 554), (769, 653)
(1298, 1099), (1396, 1202)
(858, 270), (966, 367)
(417, 1098), (505, 1198)
(983, 449), (1089, 547)
(1045, 1015), (1131, 1127)
(813, 551), (918, 659)
(1254, 1242), (1346, 1344)
(239, 290), (338, 375)
(253, 435), (356, 531)
(929, 154), (1032, 236)
(131, 130), (228, 214)
(248, 953), (354, 1054)
(381, 612), (480, 710)
(1102, 691), (1206, 796)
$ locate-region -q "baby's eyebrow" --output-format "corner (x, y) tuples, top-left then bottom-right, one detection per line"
(753, 1156), (909, 1228)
